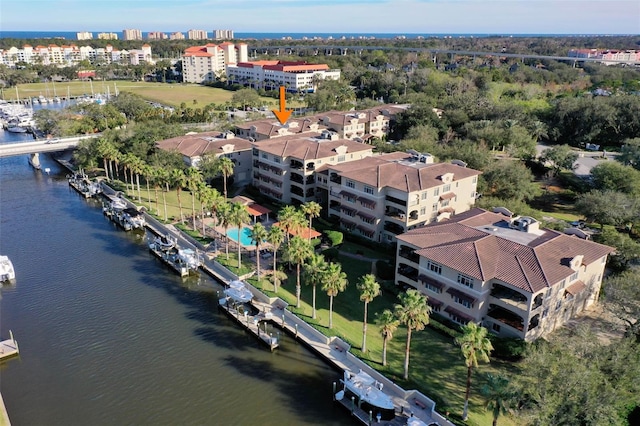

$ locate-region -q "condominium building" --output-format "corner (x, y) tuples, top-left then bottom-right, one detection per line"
(315, 104), (408, 141)
(0, 43), (153, 67)
(155, 131), (253, 184)
(181, 42), (248, 83)
(318, 153), (480, 243)
(187, 29), (209, 40)
(169, 32), (185, 40)
(147, 32), (168, 40)
(122, 29), (143, 41)
(213, 29), (234, 40)
(395, 208), (614, 341)
(226, 60), (341, 93)
(76, 31), (93, 40)
(97, 32), (119, 40)
(251, 132), (374, 204)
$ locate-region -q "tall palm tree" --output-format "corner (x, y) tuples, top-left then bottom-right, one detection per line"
(269, 268), (288, 294)
(197, 183), (213, 235)
(215, 156), (235, 199)
(186, 167), (203, 228)
(395, 289), (431, 380)
(284, 236), (313, 308)
(121, 152), (136, 193)
(141, 164), (153, 208)
(249, 222), (268, 284)
(170, 168), (187, 223)
(156, 167), (170, 221)
(130, 156), (145, 203)
(216, 201), (233, 261)
(96, 139), (116, 180)
(456, 322), (494, 421)
(357, 274), (381, 353)
(278, 205), (305, 245)
(321, 262), (348, 329)
(267, 225), (285, 290)
(301, 201), (321, 241)
(376, 309), (399, 367)
(481, 373), (513, 426)
(229, 202), (250, 269)
(303, 253), (327, 319)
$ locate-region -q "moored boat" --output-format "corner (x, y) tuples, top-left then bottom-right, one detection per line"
(0, 255), (16, 282)
(147, 233), (200, 277)
(337, 369), (396, 421)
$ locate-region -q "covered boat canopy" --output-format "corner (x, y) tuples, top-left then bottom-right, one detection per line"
(224, 280), (253, 303)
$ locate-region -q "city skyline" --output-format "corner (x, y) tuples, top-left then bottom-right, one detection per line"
(2, 0), (639, 35)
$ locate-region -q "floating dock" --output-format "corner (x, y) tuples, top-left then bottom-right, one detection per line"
(218, 298), (279, 351)
(0, 331), (19, 361)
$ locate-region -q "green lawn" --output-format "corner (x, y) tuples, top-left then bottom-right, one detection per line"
(7, 80), (304, 109)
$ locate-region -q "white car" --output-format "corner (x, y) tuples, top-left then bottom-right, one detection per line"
(45, 138), (60, 144)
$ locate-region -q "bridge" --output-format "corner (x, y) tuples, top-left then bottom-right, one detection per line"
(0, 135), (99, 169)
(257, 45), (640, 66)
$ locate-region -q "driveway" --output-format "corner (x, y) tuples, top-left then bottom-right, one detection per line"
(536, 144), (619, 177)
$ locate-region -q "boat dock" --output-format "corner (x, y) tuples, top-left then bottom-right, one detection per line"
(218, 298), (279, 351)
(0, 331), (19, 361)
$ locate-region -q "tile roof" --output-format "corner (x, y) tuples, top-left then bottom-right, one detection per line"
(155, 132), (252, 157)
(251, 134), (372, 160)
(397, 208), (614, 293)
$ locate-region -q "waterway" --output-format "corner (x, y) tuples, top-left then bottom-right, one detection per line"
(0, 135), (346, 425)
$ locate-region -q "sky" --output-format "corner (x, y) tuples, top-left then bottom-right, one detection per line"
(2, 0), (639, 35)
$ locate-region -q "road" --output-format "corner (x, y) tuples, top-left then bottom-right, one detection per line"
(535, 144), (619, 177)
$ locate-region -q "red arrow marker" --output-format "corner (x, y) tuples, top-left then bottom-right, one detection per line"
(272, 86), (292, 125)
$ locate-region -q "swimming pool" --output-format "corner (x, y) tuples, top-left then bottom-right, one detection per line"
(226, 227), (254, 246)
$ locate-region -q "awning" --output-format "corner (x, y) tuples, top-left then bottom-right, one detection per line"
(340, 205), (357, 214)
(444, 306), (474, 323)
(427, 298), (443, 308)
(357, 196), (377, 208)
(438, 207), (455, 214)
(565, 280), (587, 296)
(439, 192), (456, 201)
(340, 190), (358, 199)
(357, 211), (377, 221)
(246, 203), (271, 217)
(418, 274), (445, 289)
(446, 287), (477, 305)
(341, 219), (357, 228)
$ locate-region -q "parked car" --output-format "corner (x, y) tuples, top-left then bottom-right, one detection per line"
(45, 138), (60, 144)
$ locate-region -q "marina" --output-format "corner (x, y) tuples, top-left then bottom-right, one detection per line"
(147, 231), (202, 277)
(67, 171), (102, 198)
(102, 192), (146, 231)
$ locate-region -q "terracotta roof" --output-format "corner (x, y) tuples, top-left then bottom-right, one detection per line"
(155, 132), (252, 157)
(397, 208), (614, 293)
(251, 134), (372, 161)
(246, 204), (271, 217)
(565, 280), (587, 296)
(272, 222), (321, 239)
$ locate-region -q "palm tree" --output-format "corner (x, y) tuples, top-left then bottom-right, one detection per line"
(170, 168), (187, 223)
(456, 322), (493, 421)
(229, 202), (250, 269)
(130, 156), (145, 203)
(284, 236), (313, 308)
(216, 201), (232, 260)
(96, 139), (117, 180)
(269, 268), (288, 293)
(267, 225), (285, 290)
(141, 164), (153, 208)
(186, 167), (203, 228)
(376, 309), (399, 367)
(395, 289), (431, 380)
(215, 156), (235, 199)
(321, 262), (348, 329)
(303, 253), (327, 319)
(481, 373), (513, 426)
(121, 153), (136, 193)
(197, 183), (213, 235)
(301, 201), (321, 241)
(357, 274), (381, 353)
(249, 222), (268, 284)
(278, 205), (305, 245)
(156, 167), (170, 221)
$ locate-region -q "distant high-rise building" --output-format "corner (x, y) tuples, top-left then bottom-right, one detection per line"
(147, 32), (168, 40)
(98, 32), (119, 40)
(169, 32), (185, 40)
(213, 29), (234, 40)
(76, 31), (93, 40)
(122, 29), (143, 41)
(187, 29), (208, 40)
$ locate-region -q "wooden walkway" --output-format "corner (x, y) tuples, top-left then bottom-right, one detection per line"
(0, 332), (19, 361)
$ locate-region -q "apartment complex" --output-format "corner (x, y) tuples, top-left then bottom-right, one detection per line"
(251, 132), (374, 204)
(213, 29), (234, 40)
(568, 48), (640, 65)
(181, 42), (248, 83)
(226, 60), (341, 93)
(395, 208), (614, 341)
(320, 153), (480, 243)
(147, 32), (168, 40)
(169, 32), (185, 40)
(188, 29), (209, 40)
(122, 29), (143, 41)
(76, 31), (93, 40)
(155, 131), (253, 184)
(97, 32), (118, 40)
(0, 43), (153, 67)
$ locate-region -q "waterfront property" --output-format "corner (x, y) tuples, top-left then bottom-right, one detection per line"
(181, 42), (248, 84)
(395, 207), (614, 341)
(226, 227), (254, 247)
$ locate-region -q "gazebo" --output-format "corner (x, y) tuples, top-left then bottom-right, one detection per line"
(229, 196), (272, 223)
(272, 222), (322, 240)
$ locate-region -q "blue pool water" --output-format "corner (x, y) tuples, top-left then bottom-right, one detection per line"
(226, 227), (254, 246)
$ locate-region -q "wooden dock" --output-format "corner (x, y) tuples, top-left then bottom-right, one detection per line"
(219, 300), (279, 351)
(334, 395), (419, 426)
(0, 331), (19, 361)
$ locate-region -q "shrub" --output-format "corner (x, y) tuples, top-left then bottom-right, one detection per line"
(428, 316), (462, 339)
(322, 247), (339, 262)
(325, 230), (343, 247)
(489, 335), (528, 361)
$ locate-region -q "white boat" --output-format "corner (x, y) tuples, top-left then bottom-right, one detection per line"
(221, 280), (253, 304)
(6, 126), (28, 133)
(176, 248), (202, 270)
(150, 234), (177, 251)
(337, 370), (396, 421)
(0, 255), (16, 282)
(147, 234), (198, 277)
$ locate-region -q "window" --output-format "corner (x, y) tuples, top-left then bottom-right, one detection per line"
(427, 261), (442, 275)
(274, 157), (280, 163)
(453, 295), (472, 309)
(261, 153), (268, 159)
(432, 203), (438, 212)
(441, 199), (450, 207)
(450, 314), (468, 325)
(443, 184), (451, 193)
(555, 300), (562, 311)
(570, 271), (579, 282)
(433, 188), (440, 196)
(420, 207), (426, 215)
(542, 308), (549, 319)
(338, 155), (345, 162)
(457, 274), (474, 289)
(492, 323), (501, 332)
(346, 180), (355, 188)
(425, 283), (442, 293)
(421, 192), (428, 200)
(364, 186), (374, 195)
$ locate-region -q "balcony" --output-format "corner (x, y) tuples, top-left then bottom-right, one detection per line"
(290, 172), (304, 184)
(398, 245), (420, 263)
(397, 263), (419, 282)
(487, 305), (525, 332)
(290, 160), (304, 170)
(384, 221), (405, 235)
(330, 173), (341, 184)
(489, 284), (528, 312)
(385, 195), (407, 208)
(385, 207), (406, 222)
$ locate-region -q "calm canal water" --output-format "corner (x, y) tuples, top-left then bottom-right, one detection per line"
(0, 133), (346, 425)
